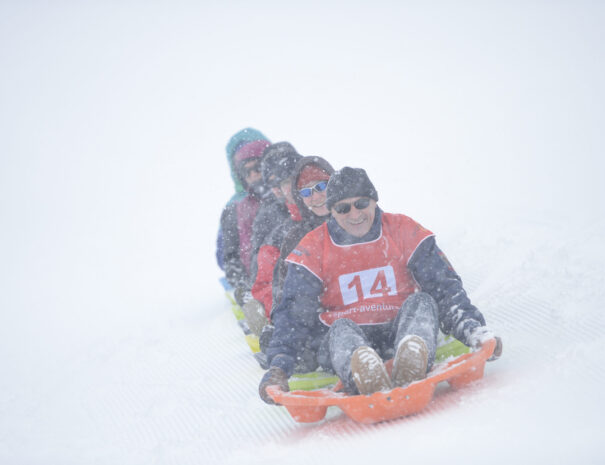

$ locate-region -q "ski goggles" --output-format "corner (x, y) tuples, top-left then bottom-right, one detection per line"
(332, 197), (371, 215)
(299, 181), (328, 198)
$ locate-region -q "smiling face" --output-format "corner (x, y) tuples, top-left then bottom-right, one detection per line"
(300, 180), (329, 216)
(331, 196), (377, 237)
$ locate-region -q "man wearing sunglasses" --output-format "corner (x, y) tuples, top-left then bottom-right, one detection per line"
(259, 167), (502, 403)
(242, 143), (303, 339)
(248, 142), (302, 287)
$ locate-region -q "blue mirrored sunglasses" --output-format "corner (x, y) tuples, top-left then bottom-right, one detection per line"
(299, 181), (328, 198)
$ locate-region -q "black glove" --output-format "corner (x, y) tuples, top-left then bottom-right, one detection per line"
(259, 324), (274, 354)
(259, 366), (289, 405)
(468, 326), (503, 361)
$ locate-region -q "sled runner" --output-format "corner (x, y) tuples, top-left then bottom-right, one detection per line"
(266, 338), (496, 424)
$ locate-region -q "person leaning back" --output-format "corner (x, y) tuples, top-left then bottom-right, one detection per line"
(259, 167), (502, 403)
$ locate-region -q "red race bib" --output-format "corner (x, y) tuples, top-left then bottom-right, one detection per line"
(287, 213), (433, 326)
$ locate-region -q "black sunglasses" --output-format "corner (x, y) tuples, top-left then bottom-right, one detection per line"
(333, 197), (371, 214)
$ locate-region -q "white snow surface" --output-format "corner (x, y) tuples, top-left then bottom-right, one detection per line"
(1, 2), (604, 464)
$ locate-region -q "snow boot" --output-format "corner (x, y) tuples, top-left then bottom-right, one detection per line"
(391, 335), (429, 388)
(350, 346), (393, 395)
(241, 299), (268, 337)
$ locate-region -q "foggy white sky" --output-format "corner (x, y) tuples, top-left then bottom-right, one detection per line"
(1, 0), (603, 360)
(2, 1), (603, 225)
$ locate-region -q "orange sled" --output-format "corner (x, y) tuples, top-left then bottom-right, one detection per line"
(267, 338), (496, 424)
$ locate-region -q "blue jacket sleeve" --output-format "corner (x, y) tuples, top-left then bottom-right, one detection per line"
(408, 236), (486, 346)
(266, 263), (324, 376)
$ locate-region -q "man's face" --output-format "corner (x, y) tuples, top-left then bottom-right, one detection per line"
(300, 180), (329, 216)
(279, 178), (296, 204)
(267, 174), (285, 201)
(331, 197), (377, 237)
(242, 160), (262, 186)
(271, 186), (285, 201)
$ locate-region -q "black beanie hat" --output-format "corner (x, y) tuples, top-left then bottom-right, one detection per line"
(326, 167), (379, 210)
(261, 142), (303, 187)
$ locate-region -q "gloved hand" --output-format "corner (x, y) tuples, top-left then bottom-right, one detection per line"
(259, 324), (274, 353)
(468, 326), (503, 361)
(241, 299), (268, 337)
(259, 366), (289, 405)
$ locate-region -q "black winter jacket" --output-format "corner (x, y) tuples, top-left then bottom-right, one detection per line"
(248, 195), (290, 283)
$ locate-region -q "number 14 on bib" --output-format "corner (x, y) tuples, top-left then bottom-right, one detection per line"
(338, 266), (398, 305)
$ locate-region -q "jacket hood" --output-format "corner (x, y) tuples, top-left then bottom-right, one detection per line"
(225, 128), (270, 197)
(290, 156), (335, 224)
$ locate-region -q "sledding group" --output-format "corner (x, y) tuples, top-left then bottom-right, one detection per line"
(216, 128), (502, 405)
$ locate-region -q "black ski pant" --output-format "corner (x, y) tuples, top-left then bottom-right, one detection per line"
(317, 292), (440, 394)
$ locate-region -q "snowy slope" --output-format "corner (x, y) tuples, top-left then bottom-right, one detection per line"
(1, 2), (604, 464)
(2, 217), (603, 465)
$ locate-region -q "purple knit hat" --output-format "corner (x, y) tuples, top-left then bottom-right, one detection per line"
(234, 140), (270, 168)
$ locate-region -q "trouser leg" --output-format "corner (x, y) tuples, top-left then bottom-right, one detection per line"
(319, 318), (369, 394)
(392, 292), (440, 370)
